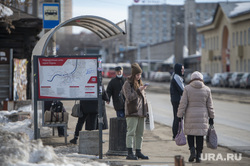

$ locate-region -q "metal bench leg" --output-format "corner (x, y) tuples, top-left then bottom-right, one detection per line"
(64, 124), (67, 144)
(52, 127), (55, 136)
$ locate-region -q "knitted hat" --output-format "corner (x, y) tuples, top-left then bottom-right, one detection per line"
(131, 63), (142, 76)
(191, 71), (203, 80)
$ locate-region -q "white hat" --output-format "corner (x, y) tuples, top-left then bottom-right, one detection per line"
(191, 71), (203, 80)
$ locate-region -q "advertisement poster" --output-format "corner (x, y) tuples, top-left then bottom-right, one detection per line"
(37, 57), (98, 99)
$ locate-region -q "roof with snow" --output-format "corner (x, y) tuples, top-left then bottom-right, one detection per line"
(198, 2), (250, 28)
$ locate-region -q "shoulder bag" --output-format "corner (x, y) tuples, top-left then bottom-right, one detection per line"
(71, 100), (83, 118)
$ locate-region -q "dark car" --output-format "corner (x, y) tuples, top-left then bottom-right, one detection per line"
(228, 72), (244, 88)
(201, 72), (212, 85)
(239, 73), (250, 89)
(219, 72), (232, 87)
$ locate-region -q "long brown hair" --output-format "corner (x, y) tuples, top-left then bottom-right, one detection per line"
(130, 75), (143, 90)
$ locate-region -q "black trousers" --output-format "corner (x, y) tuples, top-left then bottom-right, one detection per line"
(171, 101), (179, 139)
(187, 135), (204, 152)
(74, 113), (97, 137)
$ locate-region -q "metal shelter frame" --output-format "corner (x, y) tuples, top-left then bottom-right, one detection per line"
(32, 15), (126, 56)
(32, 15), (126, 159)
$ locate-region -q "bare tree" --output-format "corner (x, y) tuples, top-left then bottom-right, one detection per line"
(0, 0), (29, 33)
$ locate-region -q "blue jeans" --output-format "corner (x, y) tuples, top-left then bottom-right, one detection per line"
(116, 109), (125, 118)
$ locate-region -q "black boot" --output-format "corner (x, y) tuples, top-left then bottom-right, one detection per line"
(136, 149), (149, 159)
(188, 147), (196, 162)
(70, 137), (78, 144)
(196, 150), (201, 163)
(126, 148), (138, 160)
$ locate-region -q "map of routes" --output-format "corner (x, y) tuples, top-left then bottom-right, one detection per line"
(38, 57), (98, 99)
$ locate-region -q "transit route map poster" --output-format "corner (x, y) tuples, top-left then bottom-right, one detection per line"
(37, 56), (98, 99)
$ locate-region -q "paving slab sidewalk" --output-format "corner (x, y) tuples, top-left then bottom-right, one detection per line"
(41, 100), (250, 166)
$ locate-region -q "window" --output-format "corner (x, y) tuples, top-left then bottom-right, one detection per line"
(214, 37), (216, 50)
(217, 37), (219, 49)
(244, 30), (246, 45)
(236, 60), (239, 71)
(244, 59), (246, 72)
(240, 60), (243, 72)
(240, 31), (242, 45)
(248, 28), (250, 45)
(236, 32), (238, 46)
(233, 32), (235, 47)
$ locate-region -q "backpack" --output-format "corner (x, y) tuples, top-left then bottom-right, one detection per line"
(50, 101), (63, 112)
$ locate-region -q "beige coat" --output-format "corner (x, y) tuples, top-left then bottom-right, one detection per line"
(122, 77), (148, 117)
(177, 80), (215, 136)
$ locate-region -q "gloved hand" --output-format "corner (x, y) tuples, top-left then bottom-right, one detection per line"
(178, 118), (182, 122)
(209, 118), (214, 125)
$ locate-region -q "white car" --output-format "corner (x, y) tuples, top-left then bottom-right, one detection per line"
(211, 73), (222, 87)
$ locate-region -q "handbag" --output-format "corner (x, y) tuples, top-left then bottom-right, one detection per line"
(71, 100), (83, 118)
(145, 101), (154, 131)
(206, 125), (218, 149)
(175, 119), (186, 146)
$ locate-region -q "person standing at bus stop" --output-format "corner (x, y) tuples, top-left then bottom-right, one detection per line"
(170, 63), (185, 140)
(123, 63), (149, 160)
(106, 66), (126, 118)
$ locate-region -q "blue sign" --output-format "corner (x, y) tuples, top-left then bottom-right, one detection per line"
(43, 3), (60, 29)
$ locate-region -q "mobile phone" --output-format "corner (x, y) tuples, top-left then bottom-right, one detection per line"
(144, 83), (149, 86)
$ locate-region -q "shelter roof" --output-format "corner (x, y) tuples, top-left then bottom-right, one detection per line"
(32, 15), (126, 56)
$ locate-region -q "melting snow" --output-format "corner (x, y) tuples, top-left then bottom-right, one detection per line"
(0, 105), (107, 166)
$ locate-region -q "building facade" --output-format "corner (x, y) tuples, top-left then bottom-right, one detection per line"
(128, 4), (184, 45)
(197, 2), (250, 75)
(128, 0), (217, 55)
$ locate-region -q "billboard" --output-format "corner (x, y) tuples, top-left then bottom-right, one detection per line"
(34, 56), (99, 100)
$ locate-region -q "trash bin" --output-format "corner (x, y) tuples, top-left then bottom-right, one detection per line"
(106, 117), (127, 156)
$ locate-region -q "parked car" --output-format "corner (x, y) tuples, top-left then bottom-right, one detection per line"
(201, 72), (212, 85)
(154, 71), (171, 82)
(219, 72), (233, 87)
(239, 73), (250, 88)
(211, 73), (222, 87)
(228, 72), (245, 88)
(184, 73), (192, 84)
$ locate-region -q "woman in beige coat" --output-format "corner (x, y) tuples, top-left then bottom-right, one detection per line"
(177, 71), (215, 163)
(122, 63), (149, 160)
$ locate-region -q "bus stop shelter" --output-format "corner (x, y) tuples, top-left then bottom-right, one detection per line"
(32, 15), (126, 159)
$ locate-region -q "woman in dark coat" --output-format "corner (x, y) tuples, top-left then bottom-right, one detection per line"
(70, 84), (109, 144)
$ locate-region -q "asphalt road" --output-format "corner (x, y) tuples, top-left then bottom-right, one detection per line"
(103, 78), (250, 155)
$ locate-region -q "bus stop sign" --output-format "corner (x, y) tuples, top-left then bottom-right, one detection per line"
(43, 3), (60, 29)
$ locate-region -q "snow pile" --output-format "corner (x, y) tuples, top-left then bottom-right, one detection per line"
(0, 105), (108, 166)
(0, 129), (64, 165)
(0, 4), (13, 17)
(230, 2), (250, 17)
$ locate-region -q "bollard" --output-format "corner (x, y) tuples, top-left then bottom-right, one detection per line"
(79, 131), (99, 155)
(175, 155), (185, 166)
(106, 117), (127, 156)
